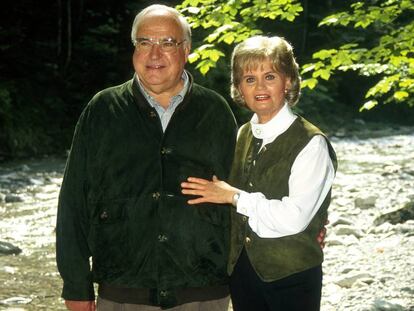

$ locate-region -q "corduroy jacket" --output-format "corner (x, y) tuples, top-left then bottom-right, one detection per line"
(56, 73), (238, 308)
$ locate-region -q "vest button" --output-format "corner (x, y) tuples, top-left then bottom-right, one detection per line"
(248, 182), (253, 188)
(160, 290), (168, 297)
(149, 111), (157, 118)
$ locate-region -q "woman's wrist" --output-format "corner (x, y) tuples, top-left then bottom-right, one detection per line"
(231, 191), (240, 206)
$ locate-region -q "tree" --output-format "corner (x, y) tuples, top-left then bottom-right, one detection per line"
(302, 0), (414, 110)
(177, 0), (303, 74)
(176, 0), (414, 110)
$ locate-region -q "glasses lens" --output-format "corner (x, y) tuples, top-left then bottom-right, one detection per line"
(135, 38), (182, 53)
(161, 40), (176, 52)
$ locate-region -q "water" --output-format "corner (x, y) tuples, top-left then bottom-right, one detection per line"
(0, 158), (66, 310)
(1, 129), (413, 310)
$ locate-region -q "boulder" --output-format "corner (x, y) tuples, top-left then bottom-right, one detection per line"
(374, 201), (414, 225)
(0, 241), (22, 255)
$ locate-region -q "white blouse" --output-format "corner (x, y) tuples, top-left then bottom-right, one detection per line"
(236, 103), (336, 238)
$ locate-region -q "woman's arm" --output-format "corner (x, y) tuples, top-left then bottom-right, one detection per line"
(182, 135), (335, 239)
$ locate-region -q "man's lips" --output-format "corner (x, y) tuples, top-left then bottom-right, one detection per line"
(146, 64), (165, 69)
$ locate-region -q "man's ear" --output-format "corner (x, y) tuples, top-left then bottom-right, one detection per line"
(184, 44), (191, 63)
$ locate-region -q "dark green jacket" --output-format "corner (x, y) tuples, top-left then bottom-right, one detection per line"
(228, 117), (337, 281)
(56, 73), (237, 307)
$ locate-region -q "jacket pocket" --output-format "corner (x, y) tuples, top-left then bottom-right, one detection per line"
(88, 200), (131, 280)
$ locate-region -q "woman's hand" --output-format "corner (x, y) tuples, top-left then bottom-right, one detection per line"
(181, 176), (239, 205)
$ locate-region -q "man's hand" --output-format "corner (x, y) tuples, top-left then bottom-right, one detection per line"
(65, 300), (96, 311)
(317, 219), (329, 249)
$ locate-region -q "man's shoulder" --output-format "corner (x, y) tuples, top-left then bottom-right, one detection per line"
(91, 80), (132, 103)
(191, 83), (227, 103)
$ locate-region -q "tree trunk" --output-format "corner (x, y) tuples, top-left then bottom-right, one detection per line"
(57, 0), (62, 58)
(64, 0), (72, 73)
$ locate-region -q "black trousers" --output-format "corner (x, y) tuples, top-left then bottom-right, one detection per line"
(230, 248), (322, 311)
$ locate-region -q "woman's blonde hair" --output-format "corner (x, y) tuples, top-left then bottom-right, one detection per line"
(230, 35), (301, 107)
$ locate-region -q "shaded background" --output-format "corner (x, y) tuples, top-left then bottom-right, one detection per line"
(1, 0), (413, 160)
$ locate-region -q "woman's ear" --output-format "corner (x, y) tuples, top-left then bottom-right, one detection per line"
(285, 78), (292, 90)
(238, 87), (244, 99)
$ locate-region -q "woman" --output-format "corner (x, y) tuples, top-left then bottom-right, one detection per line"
(181, 36), (337, 311)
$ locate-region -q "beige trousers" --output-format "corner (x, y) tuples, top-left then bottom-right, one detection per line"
(96, 296), (230, 311)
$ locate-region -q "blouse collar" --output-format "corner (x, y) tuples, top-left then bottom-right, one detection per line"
(250, 103), (297, 140)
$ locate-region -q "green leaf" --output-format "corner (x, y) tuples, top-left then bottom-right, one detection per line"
(359, 100), (378, 111)
(301, 78), (318, 89)
(320, 69), (331, 80)
(313, 49), (337, 60)
(393, 91), (409, 101)
(188, 52), (200, 63)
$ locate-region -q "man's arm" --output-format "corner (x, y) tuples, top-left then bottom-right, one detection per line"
(56, 109), (95, 301)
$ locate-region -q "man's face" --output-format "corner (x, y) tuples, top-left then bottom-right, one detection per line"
(132, 11), (190, 97)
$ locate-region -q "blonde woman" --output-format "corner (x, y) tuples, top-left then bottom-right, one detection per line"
(182, 36), (337, 311)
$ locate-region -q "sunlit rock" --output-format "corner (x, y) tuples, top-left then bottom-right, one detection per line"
(373, 202), (414, 225)
(355, 195), (378, 209)
(371, 298), (405, 311)
(5, 194), (23, 203)
(0, 241), (22, 255)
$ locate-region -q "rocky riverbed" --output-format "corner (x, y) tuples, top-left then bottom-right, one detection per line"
(0, 125), (413, 311)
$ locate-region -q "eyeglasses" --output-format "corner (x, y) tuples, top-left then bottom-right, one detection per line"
(133, 37), (186, 53)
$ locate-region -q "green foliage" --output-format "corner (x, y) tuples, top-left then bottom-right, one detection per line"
(177, 0), (303, 74)
(301, 0), (414, 110)
(178, 0), (414, 111)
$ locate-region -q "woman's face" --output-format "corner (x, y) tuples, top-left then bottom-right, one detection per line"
(238, 58), (291, 124)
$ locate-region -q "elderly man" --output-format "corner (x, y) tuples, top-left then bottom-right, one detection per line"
(56, 4), (237, 311)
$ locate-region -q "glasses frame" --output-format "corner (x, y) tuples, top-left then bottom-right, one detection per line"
(133, 37), (187, 53)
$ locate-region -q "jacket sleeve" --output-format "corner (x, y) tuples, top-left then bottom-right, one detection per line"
(56, 107), (95, 301)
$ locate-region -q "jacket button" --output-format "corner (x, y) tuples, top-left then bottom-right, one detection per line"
(152, 192), (161, 200)
(160, 290), (168, 297)
(248, 182), (253, 187)
(161, 147), (172, 155)
(158, 234), (168, 242)
(245, 237), (251, 244)
(242, 216), (248, 222)
(100, 211), (108, 220)
(149, 111), (157, 118)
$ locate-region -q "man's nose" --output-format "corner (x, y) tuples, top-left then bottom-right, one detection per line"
(149, 44), (162, 58)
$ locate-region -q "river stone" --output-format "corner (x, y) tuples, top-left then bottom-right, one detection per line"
(0, 241), (22, 255)
(371, 298), (405, 311)
(373, 201), (414, 225)
(355, 195), (378, 209)
(5, 194), (23, 203)
(335, 272), (374, 288)
(0, 296), (32, 305)
(334, 225), (364, 238)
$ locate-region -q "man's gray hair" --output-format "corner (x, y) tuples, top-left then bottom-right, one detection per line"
(131, 4), (191, 46)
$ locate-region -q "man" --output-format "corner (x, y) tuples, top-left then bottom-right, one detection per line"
(56, 4), (237, 311)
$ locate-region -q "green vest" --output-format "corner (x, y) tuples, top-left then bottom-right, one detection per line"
(228, 116), (337, 281)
